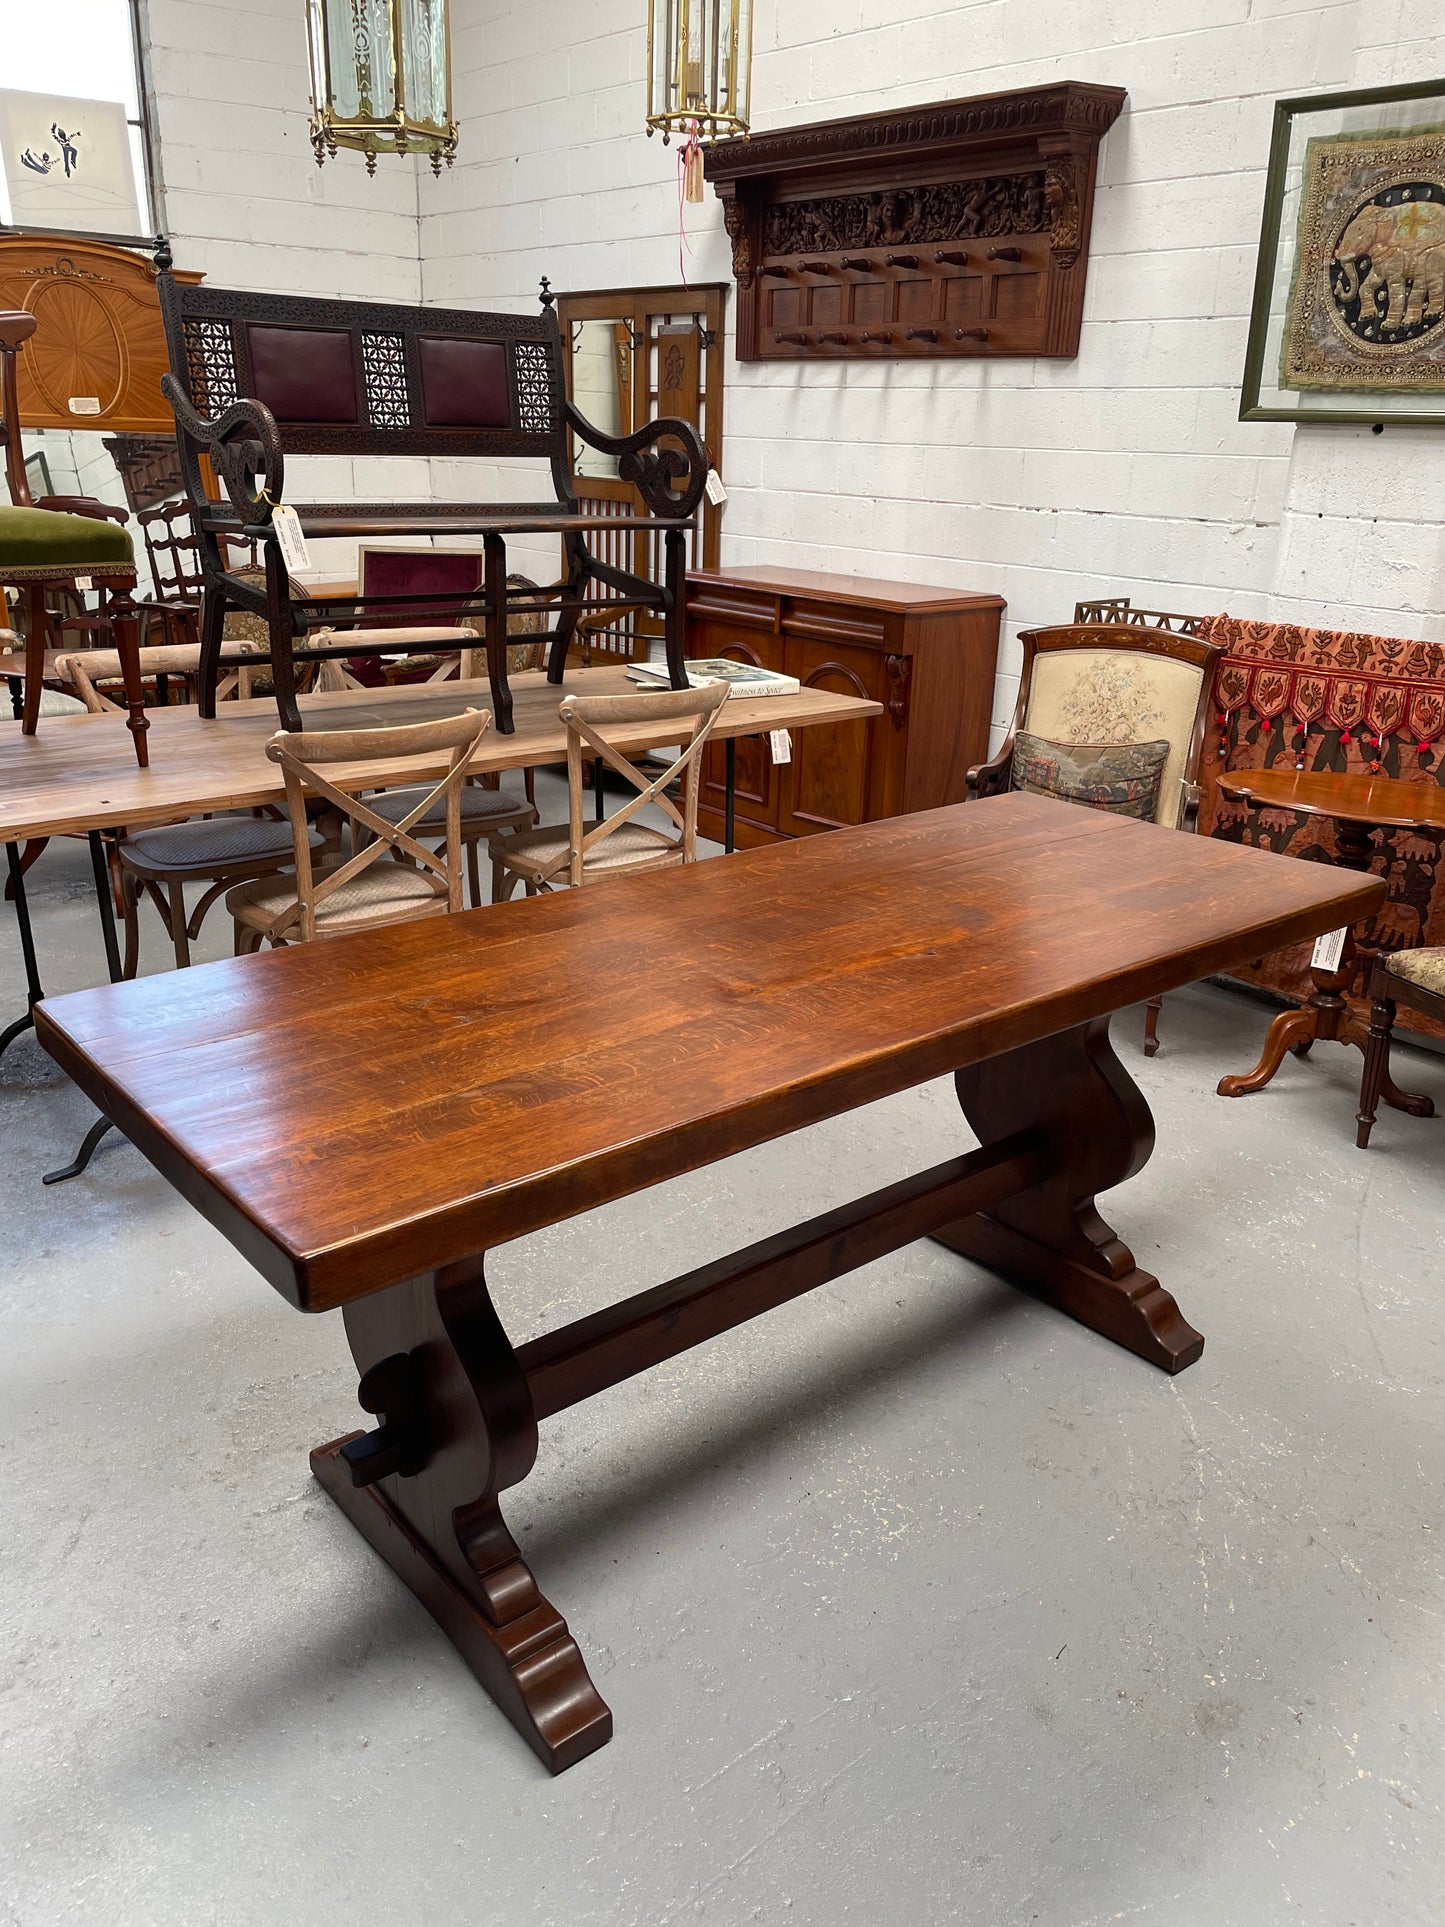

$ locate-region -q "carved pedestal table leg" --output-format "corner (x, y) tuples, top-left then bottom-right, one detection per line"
(935, 1017), (1204, 1374)
(311, 1254), (612, 1775)
(1217, 819), (1434, 1112)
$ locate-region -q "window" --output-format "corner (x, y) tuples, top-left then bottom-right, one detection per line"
(0, 0), (157, 241)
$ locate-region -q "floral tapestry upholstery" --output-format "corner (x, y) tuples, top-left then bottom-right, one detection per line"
(1199, 612), (1445, 1034)
(1022, 647), (1209, 829)
(1385, 947), (1445, 997)
(1011, 732), (1170, 820)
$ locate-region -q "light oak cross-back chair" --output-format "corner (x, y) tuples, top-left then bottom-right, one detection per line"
(489, 681), (728, 899)
(228, 708), (490, 951)
(969, 622), (1224, 1056)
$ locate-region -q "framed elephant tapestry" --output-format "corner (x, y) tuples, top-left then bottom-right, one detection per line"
(1240, 76), (1445, 425)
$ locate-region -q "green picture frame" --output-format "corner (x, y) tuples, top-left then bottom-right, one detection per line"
(1240, 75), (1445, 425)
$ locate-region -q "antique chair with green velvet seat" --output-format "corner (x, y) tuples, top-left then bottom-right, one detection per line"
(1355, 949), (1444, 1148)
(969, 621), (1224, 1056)
(0, 310), (150, 764)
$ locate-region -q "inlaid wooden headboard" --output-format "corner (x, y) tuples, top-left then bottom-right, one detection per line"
(0, 235), (203, 433)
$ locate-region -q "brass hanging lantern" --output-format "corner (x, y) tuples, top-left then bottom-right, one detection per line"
(305, 0), (459, 175)
(646, 0), (753, 146)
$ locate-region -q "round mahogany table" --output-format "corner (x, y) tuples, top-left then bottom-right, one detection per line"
(1214, 766), (1445, 1106)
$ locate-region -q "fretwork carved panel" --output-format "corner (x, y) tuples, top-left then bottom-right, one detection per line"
(705, 82), (1125, 363)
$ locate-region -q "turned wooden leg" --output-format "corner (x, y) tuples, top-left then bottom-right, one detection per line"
(1355, 994), (1395, 1148)
(167, 881), (192, 970)
(662, 528), (688, 690)
(198, 589), (225, 720)
(1216, 1004), (1318, 1098)
(1344, 1013), (1436, 1119)
(934, 1017), (1203, 1373)
(20, 585), (47, 736)
(465, 838), (482, 911)
(120, 870), (142, 981)
(111, 606), (150, 767)
(311, 1255), (612, 1773)
(1143, 994), (1163, 1057)
(482, 533), (514, 735)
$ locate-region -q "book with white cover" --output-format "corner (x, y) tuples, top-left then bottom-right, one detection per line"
(625, 657), (801, 698)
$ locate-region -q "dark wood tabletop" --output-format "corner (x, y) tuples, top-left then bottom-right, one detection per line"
(1218, 765), (1445, 833)
(38, 793), (1380, 1314)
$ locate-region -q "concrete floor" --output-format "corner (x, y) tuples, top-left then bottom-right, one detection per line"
(2, 784), (1443, 1927)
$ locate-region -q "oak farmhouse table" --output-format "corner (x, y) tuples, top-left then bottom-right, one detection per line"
(37, 794), (1380, 1772)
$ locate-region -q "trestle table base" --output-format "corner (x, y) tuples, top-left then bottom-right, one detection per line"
(311, 1016), (1201, 1774)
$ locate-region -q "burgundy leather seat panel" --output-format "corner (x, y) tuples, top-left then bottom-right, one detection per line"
(246, 324), (360, 424)
(418, 336), (511, 428)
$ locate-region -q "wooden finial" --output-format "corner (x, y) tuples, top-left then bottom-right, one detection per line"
(538, 276), (556, 310)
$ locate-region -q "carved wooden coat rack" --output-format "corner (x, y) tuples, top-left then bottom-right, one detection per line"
(705, 82), (1125, 363)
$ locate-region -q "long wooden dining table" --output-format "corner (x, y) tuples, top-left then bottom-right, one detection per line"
(36, 795), (1381, 1773)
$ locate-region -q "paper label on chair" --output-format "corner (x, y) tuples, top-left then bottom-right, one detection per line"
(67, 396), (101, 415)
(769, 728), (792, 764)
(1312, 926), (1348, 973)
(73, 576), (92, 591)
(704, 468), (728, 506)
(270, 505), (311, 572)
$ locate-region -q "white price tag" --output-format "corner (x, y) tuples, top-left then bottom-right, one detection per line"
(769, 727), (792, 764)
(74, 575), (92, 591)
(67, 395), (101, 415)
(1311, 926), (1348, 973)
(270, 504), (311, 571)
(704, 467), (728, 506)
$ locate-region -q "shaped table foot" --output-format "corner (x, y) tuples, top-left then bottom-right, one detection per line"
(936, 1016), (1203, 1374)
(1216, 1004), (1318, 1098)
(312, 1254), (611, 1773)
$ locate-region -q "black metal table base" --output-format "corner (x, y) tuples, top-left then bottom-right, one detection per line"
(4, 832), (126, 1183)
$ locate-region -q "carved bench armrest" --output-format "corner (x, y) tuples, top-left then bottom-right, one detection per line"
(162, 374), (285, 530)
(564, 402), (709, 518)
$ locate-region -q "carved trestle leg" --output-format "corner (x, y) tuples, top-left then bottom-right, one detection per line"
(935, 1016), (1204, 1373)
(310, 1253), (612, 1775)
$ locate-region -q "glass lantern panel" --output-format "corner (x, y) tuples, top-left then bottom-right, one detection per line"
(324, 0), (396, 120)
(399, 0), (449, 128)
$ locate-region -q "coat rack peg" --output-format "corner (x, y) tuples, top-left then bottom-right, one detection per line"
(775, 331), (809, 345)
(884, 253), (918, 269)
(954, 327), (989, 343)
(860, 331), (893, 344)
(905, 327), (938, 343)
(840, 257), (872, 272)
(934, 250), (969, 267)
(817, 331), (848, 345)
(986, 246), (1022, 262)
(760, 265), (792, 279)
(799, 260), (833, 274)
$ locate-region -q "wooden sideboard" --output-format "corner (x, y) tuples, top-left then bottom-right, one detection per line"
(685, 566), (1003, 846)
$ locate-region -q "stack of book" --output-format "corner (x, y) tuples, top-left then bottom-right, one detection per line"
(625, 657), (800, 699)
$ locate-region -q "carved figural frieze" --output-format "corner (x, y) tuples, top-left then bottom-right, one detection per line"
(705, 82), (1125, 363)
(1283, 127), (1445, 392)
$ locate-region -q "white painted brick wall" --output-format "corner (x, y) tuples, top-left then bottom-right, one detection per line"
(413, 0), (1445, 739)
(141, 0), (1445, 735)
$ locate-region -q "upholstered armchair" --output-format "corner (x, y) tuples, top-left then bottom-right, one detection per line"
(969, 621), (1224, 1053)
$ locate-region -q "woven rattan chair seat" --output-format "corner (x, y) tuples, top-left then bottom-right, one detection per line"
(227, 860), (447, 938)
(495, 819), (682, 883)
(368, 784), (533, 833)
(122, 814), (321, 874)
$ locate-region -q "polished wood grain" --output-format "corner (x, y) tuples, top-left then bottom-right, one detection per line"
(38, 793), (1379, 1312)
(36, 793), (1381, 1771)
(1217, 767), (1444, 1107)
(0, 665), (882, 843)
(1219, 765), (1445, 833)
